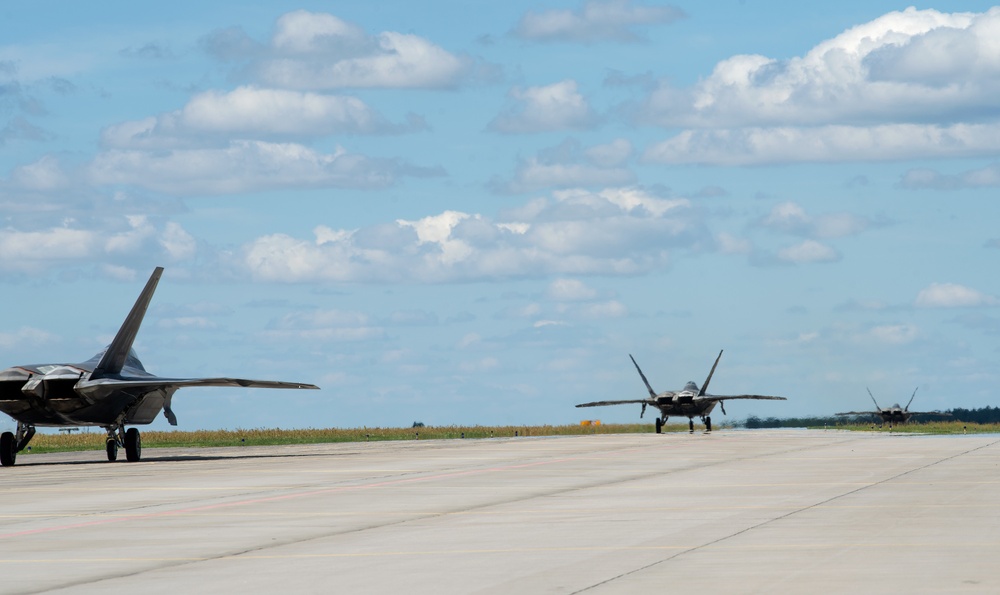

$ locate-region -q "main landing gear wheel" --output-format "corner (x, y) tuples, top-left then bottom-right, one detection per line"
(705, 417), (712, 432)
(106, 439), (118, 462)
(655, 418), (662, 434)
(688, 419), (694, 433)
(124, 428), (142, 462)
(0, 432), (15, 467)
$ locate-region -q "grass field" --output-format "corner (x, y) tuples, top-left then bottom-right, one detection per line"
(17, 421), (995, 455)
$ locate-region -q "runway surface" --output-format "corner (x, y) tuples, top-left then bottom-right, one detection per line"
(1, 430), (998, 593)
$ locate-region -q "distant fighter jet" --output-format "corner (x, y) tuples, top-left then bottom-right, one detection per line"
(0, 267), (318, 466)
(836, 387), (949, 428)
(576, 350), (786, 433)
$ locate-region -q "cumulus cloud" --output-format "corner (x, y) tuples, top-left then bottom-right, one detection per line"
(88, 140), (439, 195)
(240, 187), (698, 283)
(915, 282), (998, 308)
(512, 0), (685, 43)
(643, 123), (1000, 166)
(899, 163), (1000, 190)
(0, 216), (198, 273)
(639, 7), (1000, 165)
(493, 138), (634, 193)
(867, 323), (919, 345)
(489, 80), (598, 133)
(102, 87), (422, 149)
(0, 326), (56, 350)
(776, 240), (840, 264)
(759, 201), (873, 239)
(206, 10), (473, 89)
(546, 278), (598, 301)
(262, 308), (386, 343)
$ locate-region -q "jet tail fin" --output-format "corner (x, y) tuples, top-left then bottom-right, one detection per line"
(629, 354), (657, 399)
(699, 350), (723, 396)
(905, 387), (918, 411)
(866, 387), (881, 410)
(91, 267), (164, 378)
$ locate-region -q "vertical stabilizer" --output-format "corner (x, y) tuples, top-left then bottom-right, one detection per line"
(91, 267), (163, 378)
(698, 350), (723, 396)
(905, 387), (918, 411)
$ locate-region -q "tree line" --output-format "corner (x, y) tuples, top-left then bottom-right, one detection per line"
(740, 406), (1000, 428)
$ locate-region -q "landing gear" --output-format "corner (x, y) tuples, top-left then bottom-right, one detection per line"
(688, 419), (694, 433)
(105, 425), (142, 462)
(0, 432), (15, 467)
(705, 416), (712, 432)
(1, 423), (37, 467)
(655, 418), (662, 434)
(124, 428), (141, 462)
(106, 439), (118, 462)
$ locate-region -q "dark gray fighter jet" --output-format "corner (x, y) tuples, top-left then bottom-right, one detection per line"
(836, 387), (949, 428)
(0, 267), (318, 466)
(576, 350), (786, 433)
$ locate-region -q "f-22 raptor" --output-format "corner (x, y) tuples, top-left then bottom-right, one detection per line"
(576, 350), (786, 433)
(0, 267), (318, 466)
(836, 387), (950, 428)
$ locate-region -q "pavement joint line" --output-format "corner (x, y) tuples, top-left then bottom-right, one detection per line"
(570, 435), (1000, 594)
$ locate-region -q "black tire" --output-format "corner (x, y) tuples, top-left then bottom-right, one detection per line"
(106, 439), (118, 462)
(688, 419), (694, 432)
(124, 428), (141, 462)
(705, 417), (712, 432)
(655, 418), (662, 434)
(0, 432), (15, 467)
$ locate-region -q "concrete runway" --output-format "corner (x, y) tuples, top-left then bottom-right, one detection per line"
(1, 430), (998, 594)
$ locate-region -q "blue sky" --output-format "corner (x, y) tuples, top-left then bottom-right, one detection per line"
(2, 2), (998, 431)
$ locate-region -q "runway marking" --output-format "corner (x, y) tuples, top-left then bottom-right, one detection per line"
(2, 541), (999, 564)
(0, 443), (664, 540)
(571, 436), (1000, 593)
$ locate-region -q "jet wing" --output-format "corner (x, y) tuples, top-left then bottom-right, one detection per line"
(835, 411), (875, 416)
(76, 377), (318, 396)
(905, 411), (951, 416)
(576, 399), (654, 408)
(706, 395), (787, 401)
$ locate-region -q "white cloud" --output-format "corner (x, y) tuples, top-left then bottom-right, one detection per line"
(639, 8), (1000, 165)
(759, 201), (872, 239)
(546, 278), (598, 301)
(776, 240), (839, 264)
(262, 308), (385, 343)
(643, 123), (1000, 166)
(494, 138), (634, 193)
(716, 232), (752, 255)
(254, 11), (471, 89)
(0, 218), (198, 273)
(0, 326), (57, 350)
(900, 163), (1000, 190)
(240, 187), (697, 283)
(867, 324), (919, 345)
(915, 282), (997, 308)
(489, 80), (598, 133)
(513, 0), (685, 43)
(88, 141), (413, 195)
(102, 87), (413, 149)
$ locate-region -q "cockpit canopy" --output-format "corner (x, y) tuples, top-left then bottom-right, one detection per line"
(682, 381), (700, 392)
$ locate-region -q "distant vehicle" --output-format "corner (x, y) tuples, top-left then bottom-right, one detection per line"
(836, 387), (949, 428)
(0, 267), (318, 466)
(576, 350), (787, 433)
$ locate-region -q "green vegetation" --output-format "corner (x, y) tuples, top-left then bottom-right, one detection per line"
(815, 421), (1000, 434)
(22, 423), (705, 455)
(19, 417), (998, 456)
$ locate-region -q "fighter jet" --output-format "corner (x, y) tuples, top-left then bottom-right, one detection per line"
(836, 387), (949, 428)
(0, 267), (318, 466)
(576, 350), (786, 433)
